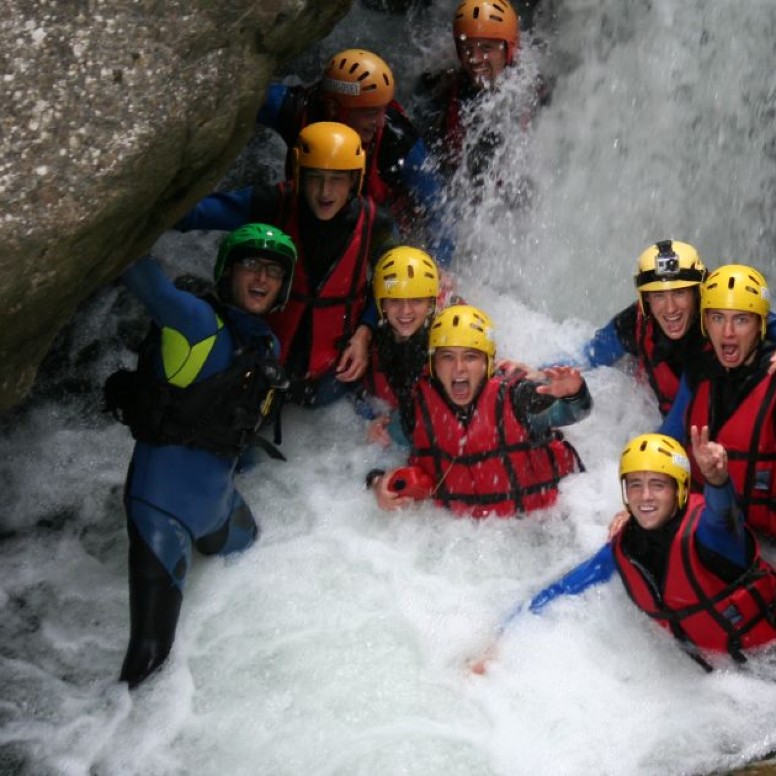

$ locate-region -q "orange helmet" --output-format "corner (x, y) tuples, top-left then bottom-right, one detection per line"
(321, 49), (395, 109)
(292, 122), (366, 195)
(453, 0), (520, 65)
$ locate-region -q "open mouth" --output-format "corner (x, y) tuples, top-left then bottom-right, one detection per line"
(720, 344), (740, 363)
(248, 286), (269, 301)
(450, 378), (470, 401)
(661, 314), (686, 336)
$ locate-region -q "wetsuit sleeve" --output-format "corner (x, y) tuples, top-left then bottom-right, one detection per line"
(583, 316), (628, 368)
(358, 300), (379, 331)
(766, 312), (776, 341)
(387, 409), (410, 447)
(122, 257), (219, 341)
(511, 380), (593, 436)
(175, 188), (254, 232)
(695, 480), (748, 567)
(528, 544), (616, 613)
(657, 374), (689, 439)
(257, 83), (289, 133)
(401, 140), (455, 270)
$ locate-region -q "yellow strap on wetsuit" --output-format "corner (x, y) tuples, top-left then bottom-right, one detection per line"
(161, 316), (224, 388)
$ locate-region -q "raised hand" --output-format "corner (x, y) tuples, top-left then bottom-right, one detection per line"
(690, 425), (728, 486)
(535, 366), (583, 398)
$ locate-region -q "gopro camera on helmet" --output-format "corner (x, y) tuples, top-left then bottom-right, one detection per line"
(655, 254), (680, 277)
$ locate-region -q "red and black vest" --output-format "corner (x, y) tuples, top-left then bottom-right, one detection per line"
(408, 376), (582, 518)
(363, 339), (399, 408)
(265, 182), (375, 380)
(686, 372), (776, 536)
(440, 78), (466, 174)
(613, 496), (776, 659)
(635, 309), (681, 416)
(362, 328), (431, 409)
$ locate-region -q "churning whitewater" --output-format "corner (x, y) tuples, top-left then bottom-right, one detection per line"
(3, 1), (776, 774)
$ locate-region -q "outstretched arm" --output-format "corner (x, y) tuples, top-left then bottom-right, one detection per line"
(528, 544), (616, 613)
(513, 367), (593, 436)
(469, 543), (615, 674)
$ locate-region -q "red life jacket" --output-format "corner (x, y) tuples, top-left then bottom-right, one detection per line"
(363, 339), (398, 408)
(362, 342), (431, 409)
(364, 122), (392, 206)
(408, 376), (582, 518)
(441, 78), (465, 173)
(687, 371), (776, 536)
(634, 308), (680, 415)
(612, 495), (776, 659)
(265, 182), (375, 380)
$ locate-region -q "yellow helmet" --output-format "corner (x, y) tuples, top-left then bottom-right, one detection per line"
(373, 247), (440, 320)
(321, 49), (395, 109)
(453, 0), (520, 65)
(292, 121), (366, 194)
(700, 264), (770, 337)
(634, 240), (707, 312)
(428, 304), (496, 376)
(619, 433), (690, 510)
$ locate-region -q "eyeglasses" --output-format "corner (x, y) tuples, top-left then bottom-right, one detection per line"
(236, 258), (285, 279)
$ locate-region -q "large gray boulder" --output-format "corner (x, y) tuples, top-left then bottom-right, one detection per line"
(0, 0), (352, 412)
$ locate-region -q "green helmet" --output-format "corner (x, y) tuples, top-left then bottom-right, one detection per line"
(215, 223), (297, 311)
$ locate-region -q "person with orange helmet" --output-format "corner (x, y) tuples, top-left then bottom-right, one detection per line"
(176, 122), (398, 409)
(366, 304), (590, 517)
(453, 0), (521, 89)
(473, 428), (776, 674)
(416, 0), (544, 184)
(258, 48), (454, 268)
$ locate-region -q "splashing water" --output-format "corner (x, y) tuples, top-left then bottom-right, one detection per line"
(3, 1), (776, 774)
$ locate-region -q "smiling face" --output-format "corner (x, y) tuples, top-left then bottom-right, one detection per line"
(457, 37), (508, 88)
(623, 471), (678, 530)
(382, 297), (434, 341)
(302, 168), (357, 221)
(228, 258), (284, 315)
(433, 346), (488, 407)
(704, 309), (761, 369)
(645, 287), (698, 340)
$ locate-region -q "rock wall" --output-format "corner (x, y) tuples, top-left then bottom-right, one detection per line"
(0, 0), (352, 412)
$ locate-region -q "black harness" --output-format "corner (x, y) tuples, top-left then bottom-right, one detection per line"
(105, 298), (288, 459)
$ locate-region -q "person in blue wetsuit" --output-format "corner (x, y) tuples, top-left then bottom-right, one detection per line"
(258, 48), (454, 269)
(474, 430), (776, 673)
(106, 224), (296, 688)
(659, 265), (776, 538)
(580, 240), (708, 416)
(177, 122), (397, 409)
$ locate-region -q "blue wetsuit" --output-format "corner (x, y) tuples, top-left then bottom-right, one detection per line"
(119, 257), (279, 687)
(258, 82), (454, 269)
(525, 480), (746, 617)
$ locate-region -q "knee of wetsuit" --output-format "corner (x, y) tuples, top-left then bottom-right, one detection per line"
(196, 502), (258, 557)
(127, 504), (192, 592)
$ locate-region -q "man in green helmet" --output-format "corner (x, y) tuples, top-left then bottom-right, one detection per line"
(105, 223), (295, 688)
